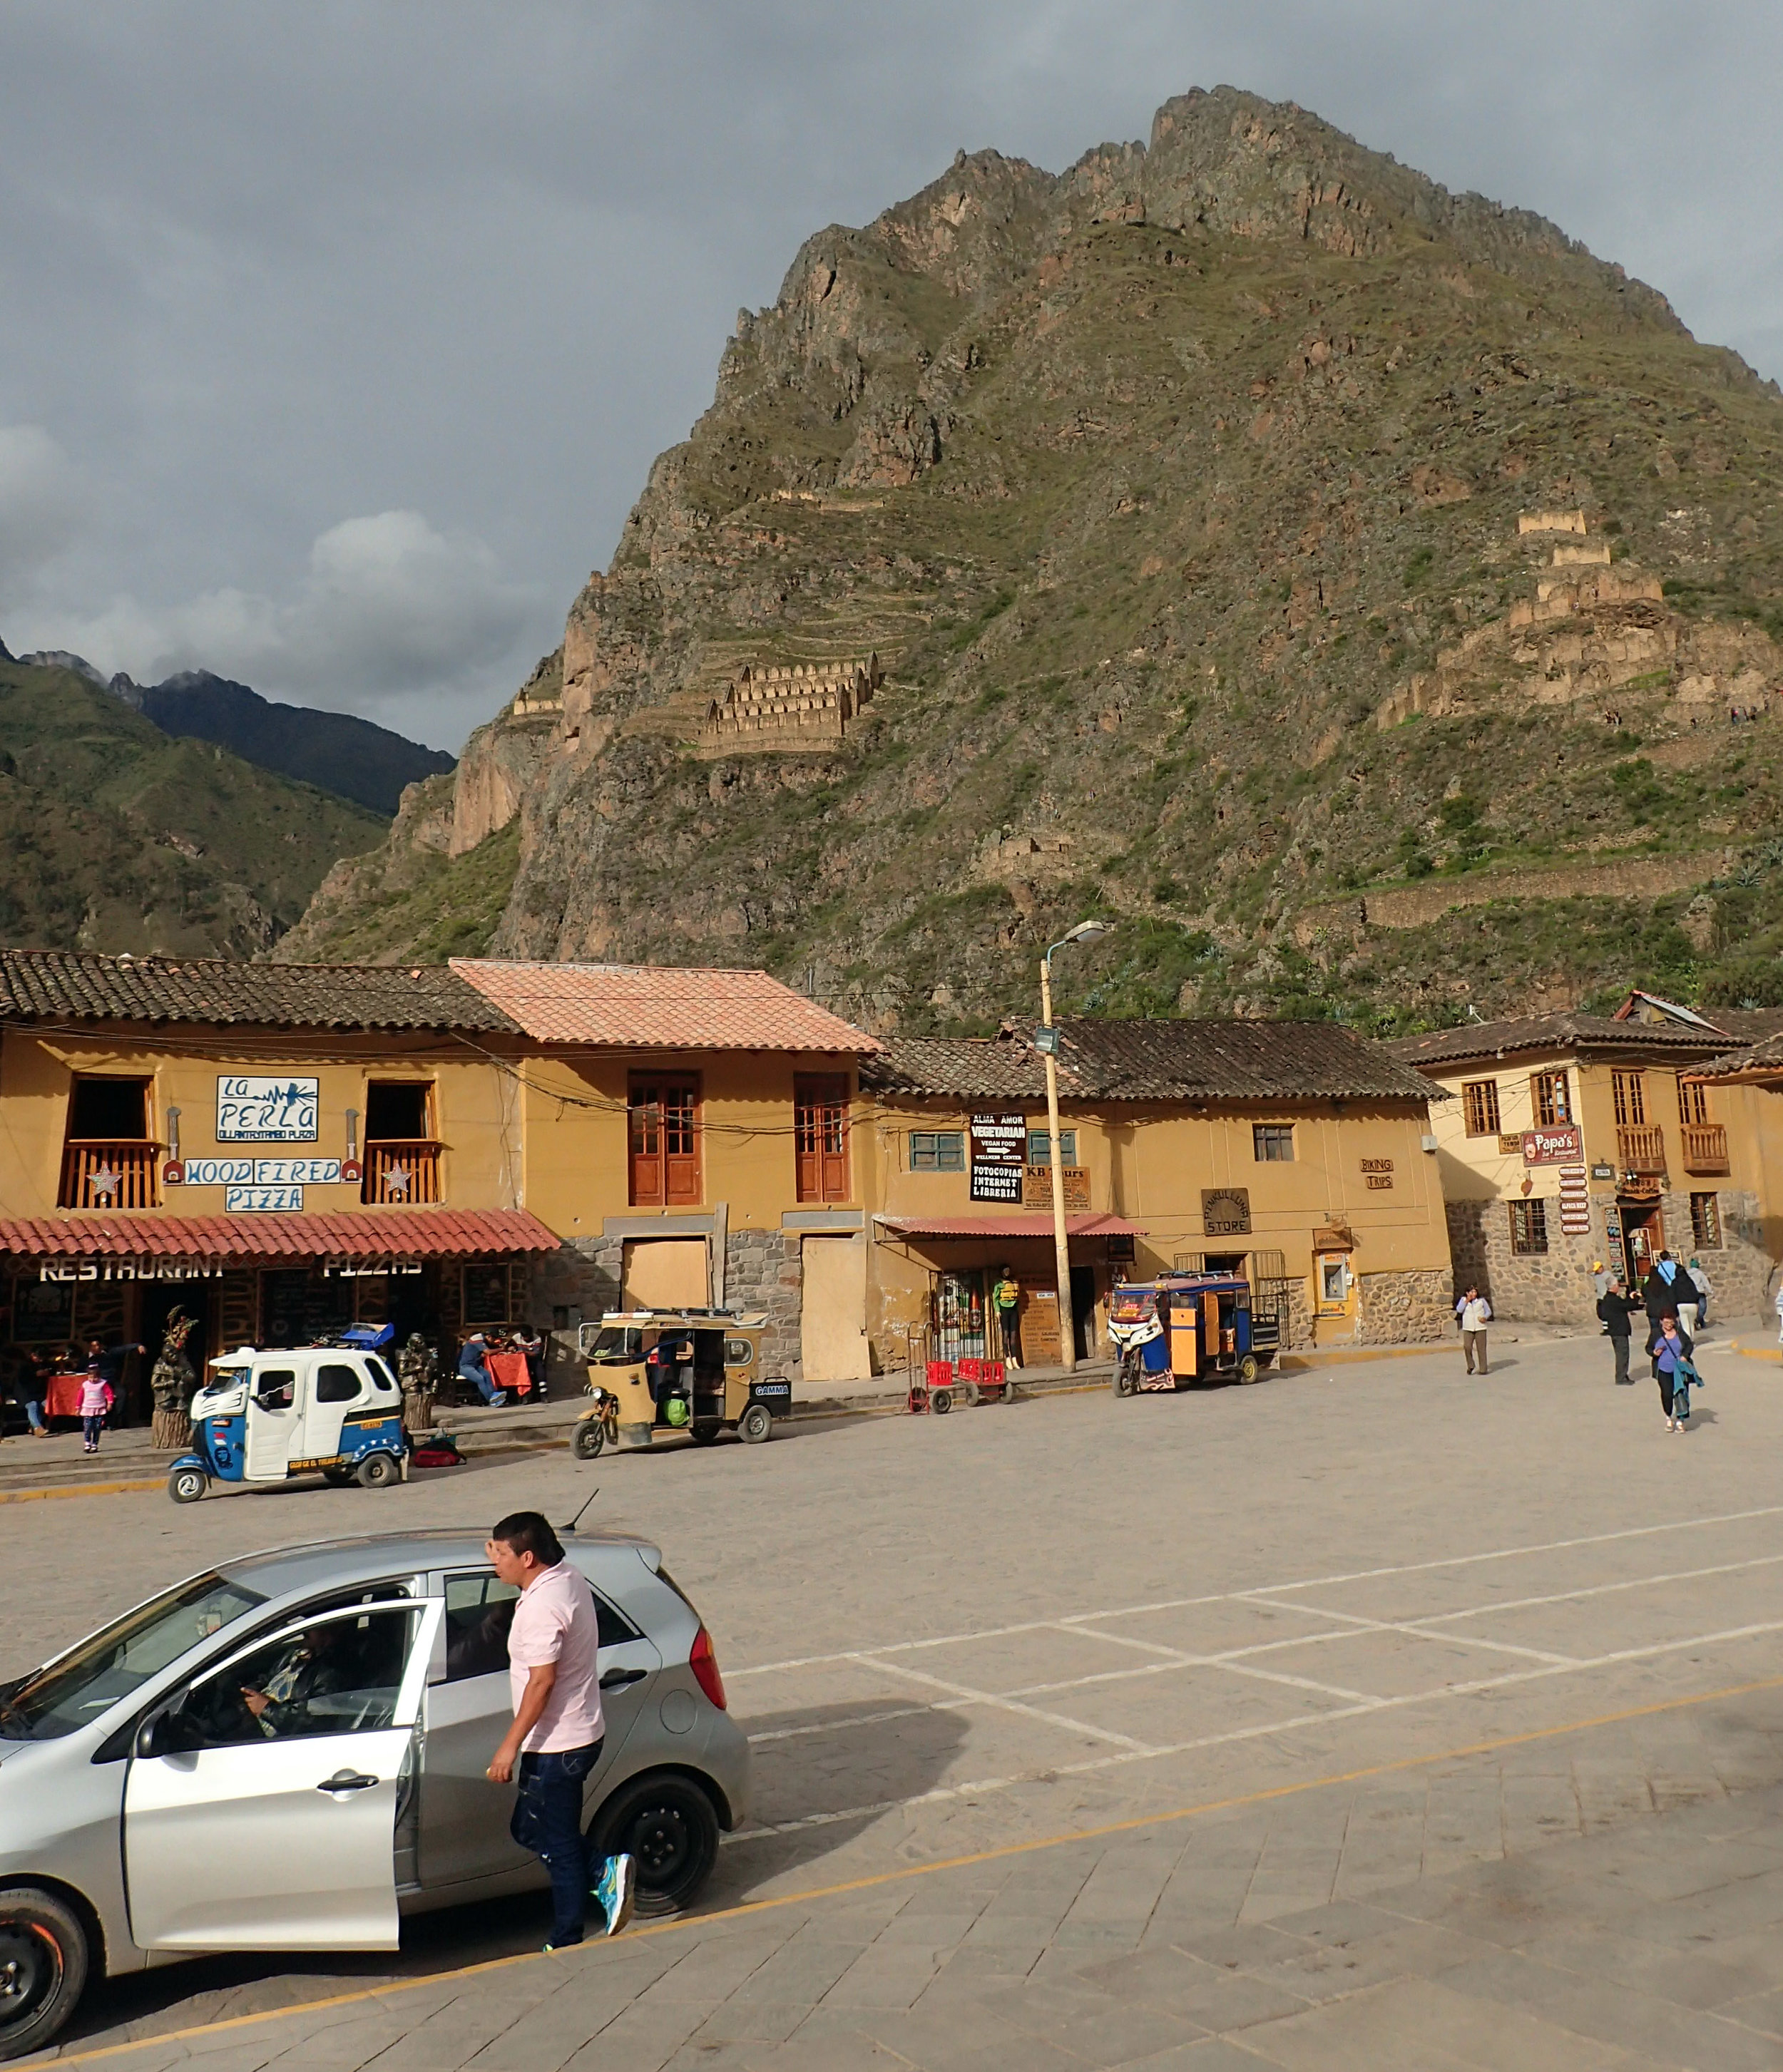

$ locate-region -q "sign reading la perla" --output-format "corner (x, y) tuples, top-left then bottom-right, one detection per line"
(180, 1157), (342, 1186)
(216, 1076), (319, 1143)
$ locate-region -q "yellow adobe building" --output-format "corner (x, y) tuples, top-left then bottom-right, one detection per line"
(857, 1018), (1450, 1372)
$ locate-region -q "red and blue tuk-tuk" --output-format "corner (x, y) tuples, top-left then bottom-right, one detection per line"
(1107, 1273), (1281, 1395)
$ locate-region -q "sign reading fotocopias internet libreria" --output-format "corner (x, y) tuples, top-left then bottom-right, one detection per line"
(216, 1076), (320, 1142)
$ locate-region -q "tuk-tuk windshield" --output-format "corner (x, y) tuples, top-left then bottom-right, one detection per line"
(589, 1326), (645, 1364)
(1110, 1288), (1158, 1325)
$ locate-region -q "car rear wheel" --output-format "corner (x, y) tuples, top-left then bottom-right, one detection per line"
(357, 1452), (400, 1489)
(0, 1887), (88, 2062)
(166, 1465), (206, 1504)
(589, 1773), (720, 1917)
(571, 1420), (605, 1460)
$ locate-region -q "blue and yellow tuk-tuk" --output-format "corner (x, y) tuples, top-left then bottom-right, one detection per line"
(1107, 1273), (1281, 1394)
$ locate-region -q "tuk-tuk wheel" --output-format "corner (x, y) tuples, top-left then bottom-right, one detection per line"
(1237, 1353), (1261, 1385)
(322, 1467), (357, 1487)
(737, 1402), (773, 1445)
(167, 1466), (207, 1504)
(357, 1452), (401, 1489)
(571, 1420), (605, 1461)
(690, 1420), (722, 1445)
(1113, 1357), (1138, 1397)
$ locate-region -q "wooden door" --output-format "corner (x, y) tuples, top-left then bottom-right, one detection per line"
(795, 1075), (849, 1203)
(629, 1077), (700, 1206)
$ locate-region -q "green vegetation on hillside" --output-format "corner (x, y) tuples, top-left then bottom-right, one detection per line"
(0, 661), (384, 958)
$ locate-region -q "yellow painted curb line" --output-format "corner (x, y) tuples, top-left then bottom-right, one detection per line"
(1279, 1343), (1439, 1371)
(53, 1669), (1783, 2066)
(1729, 1338), (1783, 1363)
(0, 1474), (160, 1503)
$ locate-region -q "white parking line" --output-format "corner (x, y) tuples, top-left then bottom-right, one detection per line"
(1240, 1596), (1583, 1668)
(727, 1615), (1783, 1842)
(854, 1653), (1159, 1753)
(727, 1503), (1783, 1680)
(1058, 1621), (1384, 1706)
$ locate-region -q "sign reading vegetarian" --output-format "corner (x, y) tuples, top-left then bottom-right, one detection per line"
(969, 1112), (1026, 1204)
(216, 1076), (319, 1143)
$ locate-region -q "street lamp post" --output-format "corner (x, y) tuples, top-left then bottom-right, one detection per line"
(1038, 920), (1109, 1375)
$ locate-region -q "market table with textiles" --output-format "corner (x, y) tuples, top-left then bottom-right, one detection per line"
(484, 1350), (533, 1398)
(44, 1373), (90, 1420)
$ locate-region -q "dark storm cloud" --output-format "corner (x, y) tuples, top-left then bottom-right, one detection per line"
(0, 1), (1777, 748)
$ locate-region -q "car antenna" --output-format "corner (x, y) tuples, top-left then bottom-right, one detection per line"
(562, 1488), (600, 1536)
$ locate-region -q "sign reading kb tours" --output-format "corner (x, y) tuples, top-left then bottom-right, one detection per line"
(969, 1112), (1026, 1204)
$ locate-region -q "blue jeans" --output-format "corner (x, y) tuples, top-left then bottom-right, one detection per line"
(461, 1364), (503, 1405)
(511, 1740), (604, 1942)
(23, 1400), (44, 1433)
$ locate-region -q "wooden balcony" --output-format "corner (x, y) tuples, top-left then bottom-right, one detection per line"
(362, 1140), (443, 1206)
(1680, 1122), (1730, 1176)
(1616, 1124), (1667, 1176)
(58, 1139), (163, 1209)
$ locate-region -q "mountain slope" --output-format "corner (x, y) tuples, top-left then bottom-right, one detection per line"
(286, 86), (1783, 1028)
(0, 660), (386, 957)
(118, 670), (455, 815)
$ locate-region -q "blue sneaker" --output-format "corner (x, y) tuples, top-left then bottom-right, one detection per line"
(592, 1853), (637, 1936)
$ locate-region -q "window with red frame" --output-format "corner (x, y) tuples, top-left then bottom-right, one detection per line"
(628, 1077), (700, 1206)
(795, 1075), (850, 1203)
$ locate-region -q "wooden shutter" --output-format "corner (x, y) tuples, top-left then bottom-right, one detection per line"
(795, 1075), (849, 1203)
(629, 1077), (701, 1206)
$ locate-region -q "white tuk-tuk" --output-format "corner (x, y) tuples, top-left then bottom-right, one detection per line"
(167, 1343), (409, 1503)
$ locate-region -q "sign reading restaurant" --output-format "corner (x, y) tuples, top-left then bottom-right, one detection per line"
(969, 1112), (1026, 1204)
(215, 1075), (320, 1143)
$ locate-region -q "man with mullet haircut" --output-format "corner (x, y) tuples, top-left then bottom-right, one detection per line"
(485, 1509), (635, 1948)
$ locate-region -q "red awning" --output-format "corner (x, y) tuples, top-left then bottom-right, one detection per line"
(874, 1211), (1145, 1240)
(0, 1208), (562, 1262)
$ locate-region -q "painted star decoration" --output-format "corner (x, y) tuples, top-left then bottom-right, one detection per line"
(88, 1165), (123, 1202)
(384, 1164), (412, 1199)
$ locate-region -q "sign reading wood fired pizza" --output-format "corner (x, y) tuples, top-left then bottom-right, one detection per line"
(1522, 1124), (1583, 1166)
(1200, 1187), (1252, 1237)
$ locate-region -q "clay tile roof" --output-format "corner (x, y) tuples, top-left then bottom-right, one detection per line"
(1691, 1030), (1783, 1079)
(863, 1019), (1433, 1104)
(1385, 1014), (1739, 1071)
(0, 949), (518, 1033)
(450, 959), (877, 1054)
(0, 1207), (560, 1261)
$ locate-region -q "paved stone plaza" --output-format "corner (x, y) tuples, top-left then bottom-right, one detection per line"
(11, 1323), (1783, 2068)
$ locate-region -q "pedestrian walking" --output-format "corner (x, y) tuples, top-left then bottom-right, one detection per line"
(1595, 1278), (1639, 1385)
(77, 1366), (114, 1454)
(1642, 1250), (1687, 1323)
(991, 1267), (1023, 1368)
(1590, 1258), (1613, 1300)
(1652, 1315), (1697, 1432)
(1456, 1286), (1492, 1375)
(483, 1511), (635, 1949)
(85, 1337), (145, 1424)
(1686, 1256), (1712, 1333)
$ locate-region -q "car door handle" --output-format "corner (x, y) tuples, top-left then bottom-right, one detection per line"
(599, 1668), (648, 1691)
(317, 1770), (379, 1794)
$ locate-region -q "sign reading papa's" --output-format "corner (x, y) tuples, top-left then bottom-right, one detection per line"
(216, 1076), (320, 1143)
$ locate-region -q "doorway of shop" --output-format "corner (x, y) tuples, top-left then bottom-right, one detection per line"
(139, 1283), (210, 1422)
(1069, 1265), (1097, 1363)
(1620, 1198), (1665, 1287)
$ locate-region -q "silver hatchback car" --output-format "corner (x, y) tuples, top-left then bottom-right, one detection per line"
(0, 1527), (750, 2060)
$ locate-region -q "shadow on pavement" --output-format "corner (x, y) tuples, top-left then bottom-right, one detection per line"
(60, 1695), (969, 2051)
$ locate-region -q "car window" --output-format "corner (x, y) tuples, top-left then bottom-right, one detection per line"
(364, 1356), (399, 1393)
(315, 1363), (363, 1404)
(254, 1368), (297, 1408)
(442, 1570), (640, 1682)
(181, 1606), (418, 1747)
(723, 1338), (754, 1367)
(1, 1572), (266, 1741)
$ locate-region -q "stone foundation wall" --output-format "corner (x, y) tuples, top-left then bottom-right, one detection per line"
(1446, 1187), (1776, 1325)
(1354, 1269), (1451, 1345)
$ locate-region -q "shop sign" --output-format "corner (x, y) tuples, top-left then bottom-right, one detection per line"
(1523, 1124), (1583, 1166)
(1201, 1187), (1252, 1237)
(1361, 1157), (1395, 1193)
(180, 1157), (342, 1186)
(1023, 1165), (1090, 1211)
(1591, 1162), (1615, 1182)
(322, 1261), (424, 1278)
(216, 1076), (319, 1143)
(39, 1260), (224, 1282)
(969, 1112), (1026, 1204)
(224, 1185), (304, 1213)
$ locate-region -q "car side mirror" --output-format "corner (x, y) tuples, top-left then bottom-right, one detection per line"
(136, 1703), (202, 1758)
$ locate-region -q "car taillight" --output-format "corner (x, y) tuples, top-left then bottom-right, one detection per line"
(689, 1625), (727, 1711)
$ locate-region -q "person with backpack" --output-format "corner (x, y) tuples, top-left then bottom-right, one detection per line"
(1595, 1277), (1640, 1386)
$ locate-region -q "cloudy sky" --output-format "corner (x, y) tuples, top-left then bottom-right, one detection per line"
(1, 2), (1779, 752)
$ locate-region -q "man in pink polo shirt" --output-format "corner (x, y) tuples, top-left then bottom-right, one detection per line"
(485, 1511), (635, 1948)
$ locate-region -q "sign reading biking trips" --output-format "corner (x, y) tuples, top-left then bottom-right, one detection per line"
(216, 1076), (319, 1142)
